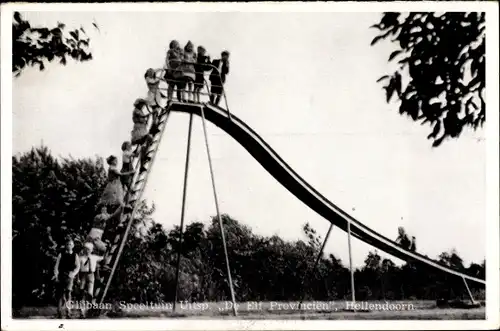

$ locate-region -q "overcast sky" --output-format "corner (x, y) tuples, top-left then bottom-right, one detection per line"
(12, 10), (486, 268)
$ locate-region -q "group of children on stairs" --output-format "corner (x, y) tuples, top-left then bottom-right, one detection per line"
(73, 39), (230, 307)
(53, 88), (162, 317)
(77, 72), (168, 306)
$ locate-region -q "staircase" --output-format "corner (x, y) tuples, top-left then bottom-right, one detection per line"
(93, 103), (172, 307)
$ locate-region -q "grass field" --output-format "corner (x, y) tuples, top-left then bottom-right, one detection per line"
(13, 301), (486, 320)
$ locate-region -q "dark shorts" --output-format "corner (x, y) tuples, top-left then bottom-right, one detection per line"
(132, 134), (150, 146)
(176, 79), (186, 89)
(58, 273), (74, 292)
(165, 70), (186, 89)
(121, 162), (133, 172)
(80, 272), (96, 296)
(194, 75), (205, 89)
(210, 85), (223, 95)
(210, 77), (224, 95)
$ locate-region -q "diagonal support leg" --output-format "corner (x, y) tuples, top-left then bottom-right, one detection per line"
(299, 223), (333, 305)
(462, 276), (476, 304)
(200, 106), (238, 317)
(347, 219), (356, 306)
(173, 113), (194, 312)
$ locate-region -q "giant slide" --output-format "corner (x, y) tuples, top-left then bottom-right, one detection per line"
(169, 101), (485, 285)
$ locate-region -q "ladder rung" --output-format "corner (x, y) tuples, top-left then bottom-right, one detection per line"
(134, 179), (146, 187)
(129, 188), (141, 197)
(134, 178), (145, 186)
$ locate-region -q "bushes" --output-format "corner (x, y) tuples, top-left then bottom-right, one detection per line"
(12, 146), (485, 307)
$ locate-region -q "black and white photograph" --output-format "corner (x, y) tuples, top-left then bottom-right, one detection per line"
(1, 2), (499, 330)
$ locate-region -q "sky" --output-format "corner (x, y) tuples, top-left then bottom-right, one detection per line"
(12, 10), (486, 268)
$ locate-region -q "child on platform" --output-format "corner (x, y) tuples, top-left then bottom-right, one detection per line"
(194, 46), (211, 103)
(209, 50), (230, 106)
(182, 41), (196, 102)
(165, 40), (185, 102)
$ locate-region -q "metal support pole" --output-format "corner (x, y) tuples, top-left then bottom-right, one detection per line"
(347, 220), (356, 305)
(299, 223), (334, 305)
(462, 276), (476, 304)
(173, 113), (194, 312)
(200, 106), (238, 317)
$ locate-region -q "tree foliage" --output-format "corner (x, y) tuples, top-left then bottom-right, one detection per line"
(12, 146), (485, 310)
(372, 12), (485, 147)
(12, 11), (96, 77)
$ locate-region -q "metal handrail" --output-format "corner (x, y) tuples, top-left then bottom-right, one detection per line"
(151, 60), (233, 120)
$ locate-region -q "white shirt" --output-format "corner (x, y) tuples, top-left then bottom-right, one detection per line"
(79, 254), (104, 273)
(122, 150), (134, 164)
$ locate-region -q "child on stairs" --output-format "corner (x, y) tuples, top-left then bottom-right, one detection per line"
(121, 141), (139, 190)
(86, 205), (124, 256)
(144, 68), (163, 133)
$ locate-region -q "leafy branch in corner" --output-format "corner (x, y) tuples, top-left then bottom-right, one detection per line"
(371, 12), (485, 147)
(12, 11), (99, 77)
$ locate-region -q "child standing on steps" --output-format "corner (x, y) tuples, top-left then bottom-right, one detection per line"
(121, 141), (139, 190)
(144, 68), (162, 131)
(98, 155), (135, 210)
(86, 205), (124, 256)
(131, 99), (154, 171)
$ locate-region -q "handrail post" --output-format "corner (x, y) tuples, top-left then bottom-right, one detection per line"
(173, 113), (194, 312)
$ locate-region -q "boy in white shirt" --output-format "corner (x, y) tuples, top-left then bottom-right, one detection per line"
(78, 242), (104, 304)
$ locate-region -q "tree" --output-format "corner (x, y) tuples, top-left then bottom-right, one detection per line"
(371, 12), (485, 147)
(11, 146), (155, 307)
(12, 147), (486, 308)
(12, 11), (97, 76)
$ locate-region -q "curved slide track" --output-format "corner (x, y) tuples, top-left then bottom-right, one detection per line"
(168, 101), (485, 285)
